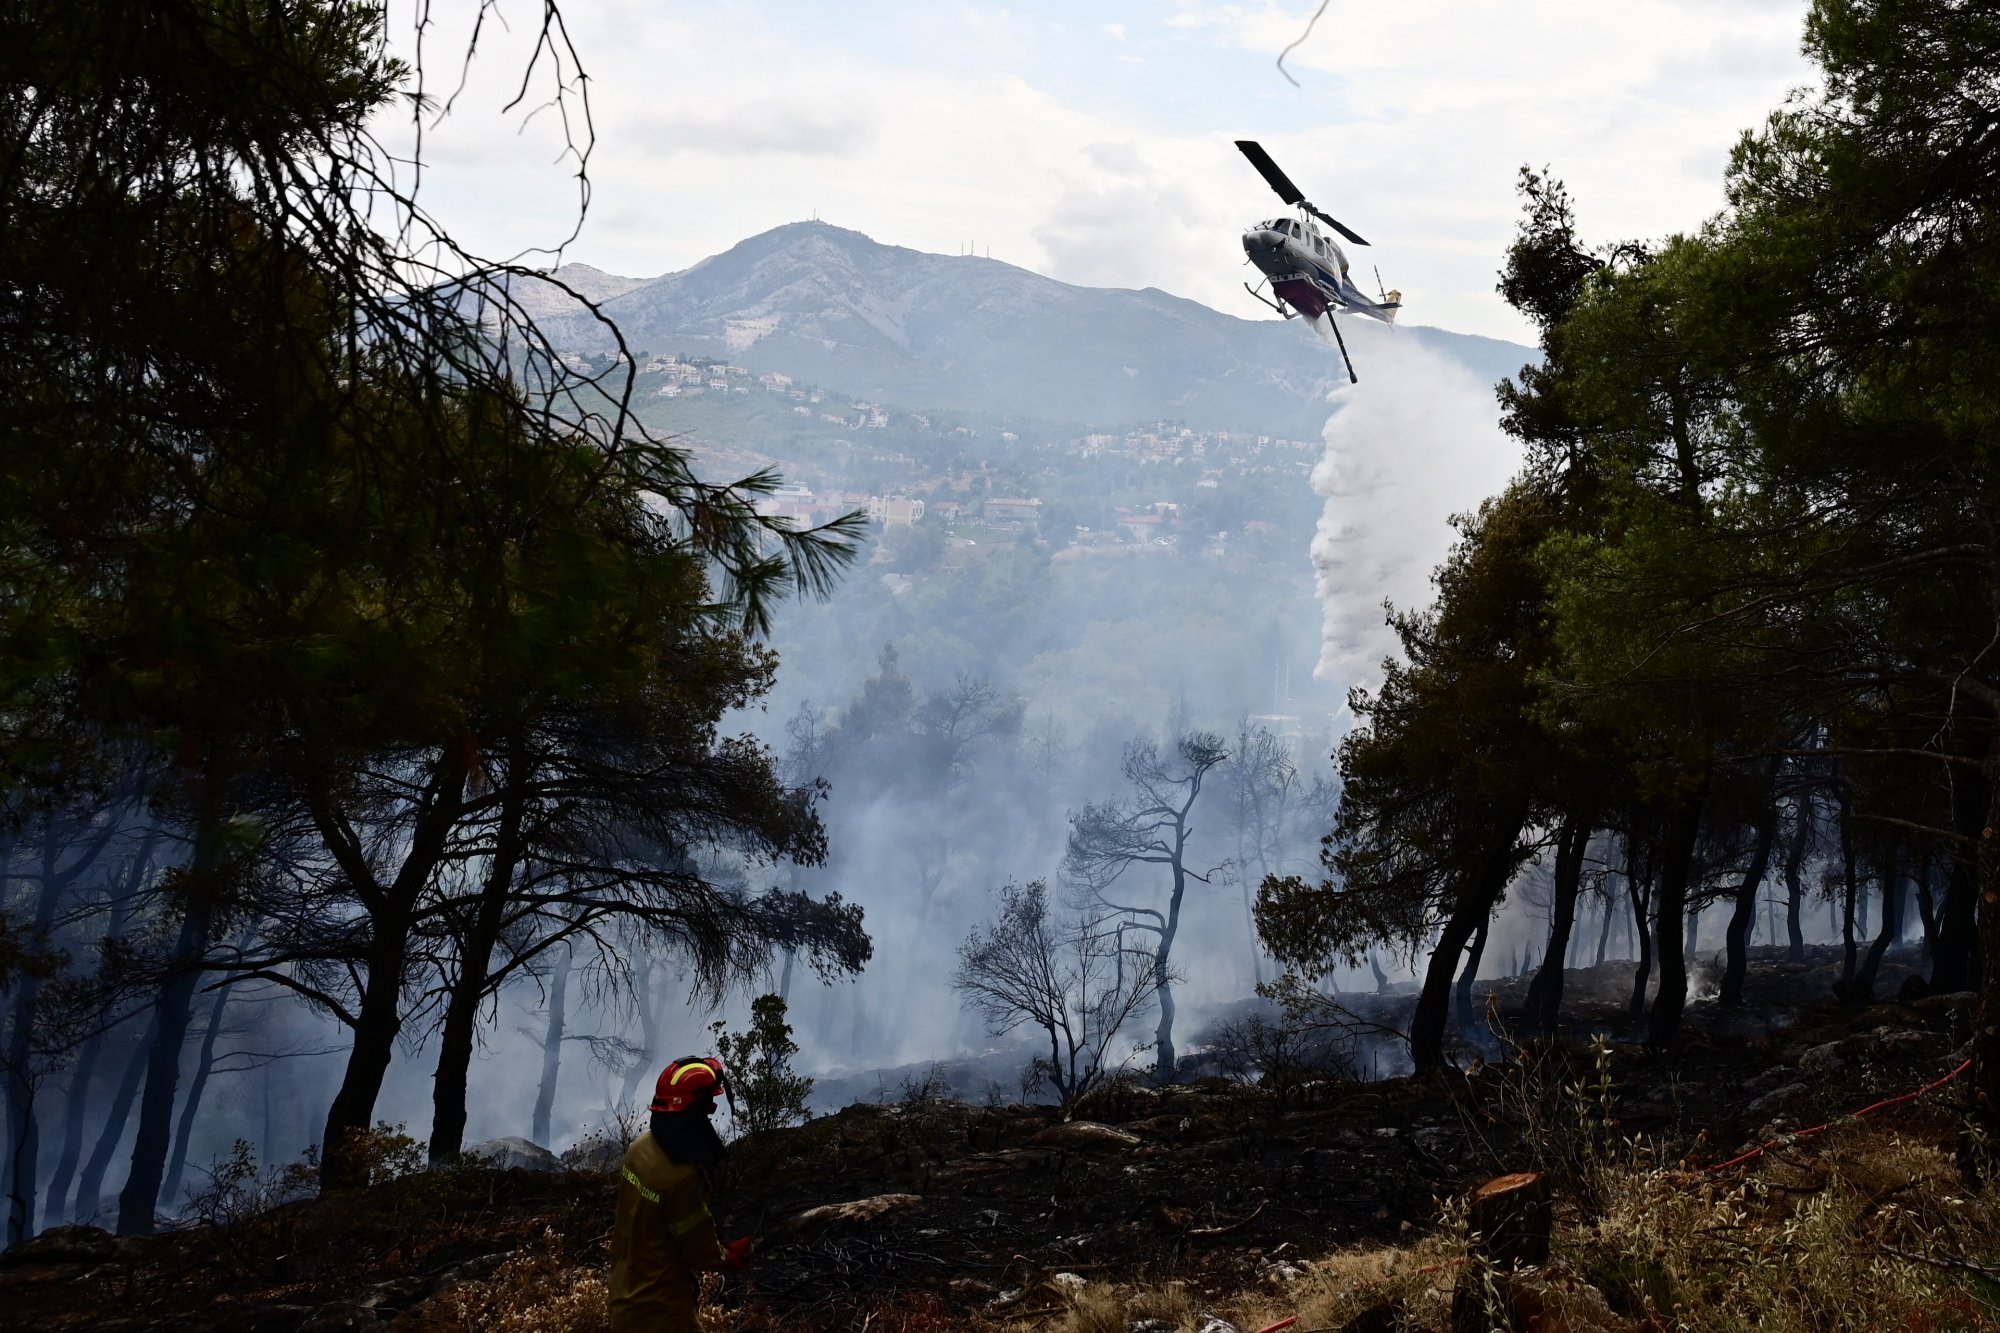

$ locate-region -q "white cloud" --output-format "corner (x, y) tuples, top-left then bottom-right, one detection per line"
(376, 0), (1819, 341)
(627, 101), (879, 158)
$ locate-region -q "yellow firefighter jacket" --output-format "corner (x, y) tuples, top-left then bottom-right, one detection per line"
(609, 1131), (728, 1332)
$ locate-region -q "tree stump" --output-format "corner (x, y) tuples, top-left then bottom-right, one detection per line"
(1467, 1171), (1551, 1269)
(1450, 1172), (1552, 1333)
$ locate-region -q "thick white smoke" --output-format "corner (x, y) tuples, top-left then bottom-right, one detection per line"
(1310, 332), (1522, 695)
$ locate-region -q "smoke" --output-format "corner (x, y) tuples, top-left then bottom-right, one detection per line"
(1308, 331), (1522, 693)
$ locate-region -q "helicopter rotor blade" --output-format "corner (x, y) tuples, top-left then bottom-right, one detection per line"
(1236, 140), (1305, 207)
(1238, 140), (1372, 247)
(1305, 202), (1369, 248)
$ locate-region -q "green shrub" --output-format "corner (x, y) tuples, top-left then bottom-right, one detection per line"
(712, 994), (814, 1134)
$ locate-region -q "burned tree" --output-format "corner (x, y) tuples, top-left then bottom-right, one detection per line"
(1062, 732), (1226, 1081)
(954, 881), (1159, 1107)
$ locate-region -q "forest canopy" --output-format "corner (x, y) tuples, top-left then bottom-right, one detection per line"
(0, 0), (868, 1243)
(1259, 0), (2000, 1120)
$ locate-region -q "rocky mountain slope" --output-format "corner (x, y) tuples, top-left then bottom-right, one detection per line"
(528, 223), (1533, 439)
(500, 262), (643, 323)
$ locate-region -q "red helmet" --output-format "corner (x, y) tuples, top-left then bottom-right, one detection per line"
(650, 1056), (728, 1114)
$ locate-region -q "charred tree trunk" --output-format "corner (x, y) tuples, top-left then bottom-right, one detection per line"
(1837, 784), (1862, 990)
(116, 894), (216, 1234)
(1414, 905), (1484, 1075)
(5, 830), (65, 1247)
(316, 746), (470, 1190)
(1916, 853), (1937, 955)
(1595, 883), (1615, 965)
(1783, 793), (1810, 963)
(531, 948), (572, 1148)
(618, 959), (664, 1111)
(42, 1032), (102, 1232)
(320, 920), (414, 1188)
(1626, 836), (1656, 1019)
(1412, 815), (1524, 1073)
(428, 747), (527, 1164)
(120, 773), (231, 1235)
(1147, 839), (1197, 1082)
(73, 1019), (151, 1225)
(1454, 915), (1490, 1031)
(1720, 807), (1778, 1007)
(1969, 741), (2000, 1145)
(1646, 789), (1706, 1049)
(1369, 950), (1389, 995)
(1855, 848), (1903, 998)
(43, 834), (156, 1230)
(1526, 814), (1591, 1030)
(1932, 762), (1984, 993)
(159, 981), (233, 1214)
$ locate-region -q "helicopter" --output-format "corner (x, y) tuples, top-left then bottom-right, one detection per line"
(1236, 139), (1401, 383)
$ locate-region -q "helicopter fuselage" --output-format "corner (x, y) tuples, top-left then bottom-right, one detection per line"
(1242, 214), (1396, 324)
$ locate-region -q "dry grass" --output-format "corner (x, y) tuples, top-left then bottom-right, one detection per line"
(1037, 1124), (2000, 1333)
(407, 1228), (608, 1333)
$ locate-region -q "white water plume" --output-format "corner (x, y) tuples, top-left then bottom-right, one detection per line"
(1309, 332), (1522, 695)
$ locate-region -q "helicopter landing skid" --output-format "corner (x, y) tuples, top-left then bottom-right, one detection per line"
(1243, 282), (1294, 318)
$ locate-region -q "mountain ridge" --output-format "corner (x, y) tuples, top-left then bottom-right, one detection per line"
(531, 222), (1533, 438)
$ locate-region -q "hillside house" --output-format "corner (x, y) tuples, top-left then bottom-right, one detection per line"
(983, 497), (1042, 523)
(867, 495), (925, 527)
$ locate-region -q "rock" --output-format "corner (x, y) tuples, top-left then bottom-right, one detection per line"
(1050, 1271), (1088, 1294)
(1743, 1081), (1817, 1125)
(1798, 1036), (1857, 1075)
(1864, 1005), (1925, 1031)
(1872, 1028), (1938, 1060)
(781, 1192), (924, 1233)
(1031, 1120), (1142, 1150)
(1912, 990), (1978, 1020)
(437, 1252), (509, 1285)
(559, 1134), (625, 1173)
(0, 1224), (117, 1267)
(465, 1136), (563, 1171)
(1740, 1064), (1799, 1098)
(1797, 1027), (1936, 1076)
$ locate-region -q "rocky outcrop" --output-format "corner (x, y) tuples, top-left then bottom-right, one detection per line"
(465, 1137), (563, 1172)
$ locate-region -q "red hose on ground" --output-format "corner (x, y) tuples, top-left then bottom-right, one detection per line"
(1703, 1056), (1972, 1173)
(1250, 1319), (1299, 1333)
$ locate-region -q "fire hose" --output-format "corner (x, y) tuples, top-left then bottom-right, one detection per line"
(1703, 1056), (1972, 1173)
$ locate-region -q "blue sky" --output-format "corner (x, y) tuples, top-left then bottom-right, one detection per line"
(389, 1), (1817, 342)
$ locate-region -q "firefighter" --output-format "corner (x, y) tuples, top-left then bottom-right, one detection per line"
(610, 1056), (756, 1332)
